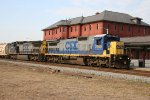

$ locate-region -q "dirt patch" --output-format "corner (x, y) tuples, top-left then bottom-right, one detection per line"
(0, 62), (150, 100)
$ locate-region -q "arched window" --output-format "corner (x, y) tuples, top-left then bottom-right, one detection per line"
(60, 27), (61, 32)
(84, 26), (86, 31)
(121, 25), (124, 31)
(89, 24), (92, 30)
(97, 24), (99, 30)
(128, 25), (131, 32)
(71, 27), (73, 32)
(75, 26), (77, 32)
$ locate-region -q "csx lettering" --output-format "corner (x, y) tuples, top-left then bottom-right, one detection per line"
(65, 41), (78, 50)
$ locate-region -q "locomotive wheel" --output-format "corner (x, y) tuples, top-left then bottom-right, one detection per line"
(28, 55), (31, 61)
(87, 58), (91, 66)
(83, 58), (88, 66)
(58, 56), (62, 64)
(54, 56), (59, 63)
(96, 59), (102, 67)
(87, 58), (94, 66)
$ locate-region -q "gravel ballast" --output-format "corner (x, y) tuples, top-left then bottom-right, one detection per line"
(0, 60), (150, 83)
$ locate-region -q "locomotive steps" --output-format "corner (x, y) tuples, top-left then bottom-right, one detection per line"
(0, 59), (150, 83)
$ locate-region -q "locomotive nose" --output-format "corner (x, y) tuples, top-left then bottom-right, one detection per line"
(110, 41), (124, 55)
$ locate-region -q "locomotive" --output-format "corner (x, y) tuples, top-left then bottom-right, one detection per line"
(0, 41), (42, 60)
(41, 34), (130, 68)
(0, 34), (130, 68)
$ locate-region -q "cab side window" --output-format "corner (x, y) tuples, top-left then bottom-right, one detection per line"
(96, 39), (101, 45)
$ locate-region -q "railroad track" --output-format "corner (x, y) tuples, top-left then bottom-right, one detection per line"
(0, 58), (150, 77)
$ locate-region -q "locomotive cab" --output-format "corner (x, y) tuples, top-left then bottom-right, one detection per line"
(105, 35), (130, 68)
(93, 34), (130, 68)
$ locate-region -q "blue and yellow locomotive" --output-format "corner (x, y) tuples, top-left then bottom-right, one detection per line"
(41, 34), (130, 68)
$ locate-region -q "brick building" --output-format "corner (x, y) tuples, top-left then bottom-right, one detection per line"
(42, 10), (150, 40)
(43, 10), (150, 65)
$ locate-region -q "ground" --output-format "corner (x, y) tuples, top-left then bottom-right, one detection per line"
(0, 62), (150, 100)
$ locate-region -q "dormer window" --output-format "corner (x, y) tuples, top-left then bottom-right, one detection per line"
(131, 17), (142, 24)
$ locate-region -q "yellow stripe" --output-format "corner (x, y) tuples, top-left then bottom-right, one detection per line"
(45, 53), (110, 57)
(90, 54), (110, 57)
(45, 53), (80, 56)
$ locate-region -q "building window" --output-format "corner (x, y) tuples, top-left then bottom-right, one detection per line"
(89, 24), (92, 30)
(63, 27), (65, 32)
(121, 25), (123, 31)
(75, 26), (77, 32)
(97, 24), (99, 30)
(138, 27), (140, 33)
(60, 27), (61, 32)
(56, 29), (57, 34)
(71, 27), (73, 32)
(128, 26), (131, 32)
(45, 33), (46, 36)
(49, 31), (50, 35)
(84, 26), (86, 31)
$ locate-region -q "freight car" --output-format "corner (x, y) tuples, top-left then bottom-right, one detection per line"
(0, 43), (9, 58)
(41, 34), (130, 68)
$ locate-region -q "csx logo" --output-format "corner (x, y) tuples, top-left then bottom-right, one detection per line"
(65, 41), (78, 50)
(116, 45), (124, 49)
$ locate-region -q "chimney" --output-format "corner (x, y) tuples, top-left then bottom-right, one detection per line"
(95, 12), (100, 15)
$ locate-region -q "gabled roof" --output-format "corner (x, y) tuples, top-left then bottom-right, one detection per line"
(68, 16), (84, 25)
(43, 20), (69, 30)
(83, 10), (149, 26)
(42, 10), (150, 31)
(82, 11), (105, 24)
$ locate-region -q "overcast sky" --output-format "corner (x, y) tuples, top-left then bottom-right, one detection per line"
(0, 0), (149, 43)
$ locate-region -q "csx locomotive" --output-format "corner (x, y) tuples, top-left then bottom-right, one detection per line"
(0, 34), (130, 68)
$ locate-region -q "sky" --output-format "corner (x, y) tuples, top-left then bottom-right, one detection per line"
(0, 0), (150, 43)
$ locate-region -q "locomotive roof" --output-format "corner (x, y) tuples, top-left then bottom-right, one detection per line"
(94, 34), (106, 37)
(10, 41), (42, 44)
(0, 43), (8, 45)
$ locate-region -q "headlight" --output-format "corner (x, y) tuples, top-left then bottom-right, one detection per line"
(120, 57), (122, 59)
(128, 58), (130, 59)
